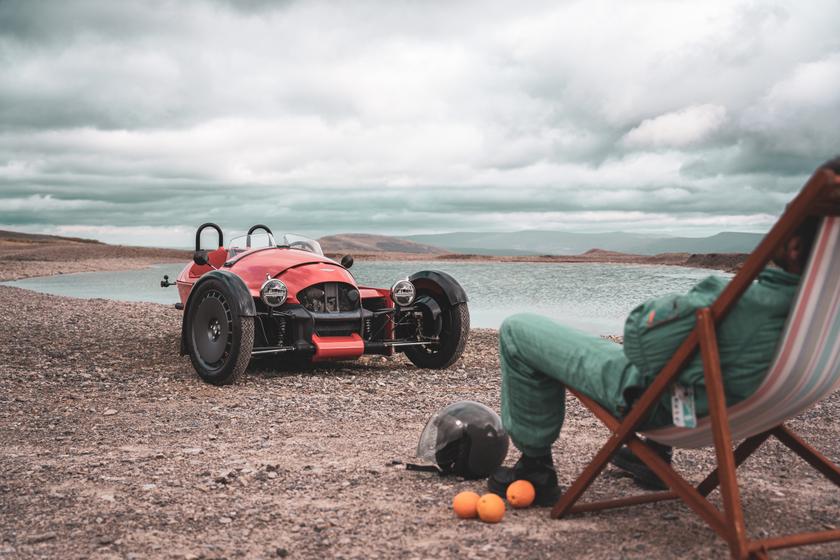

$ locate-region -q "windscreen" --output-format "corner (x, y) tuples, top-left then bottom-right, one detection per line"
(227, 232), (276, 259)
(225, 232), (323, 259)
(283, 234), (323, 256)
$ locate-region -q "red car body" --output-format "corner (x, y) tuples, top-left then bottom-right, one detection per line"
(176, 244), (392, 361)
(164, 223), (470, 384)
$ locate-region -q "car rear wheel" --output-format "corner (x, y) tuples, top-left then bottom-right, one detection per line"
(404, 298), (469, 369)
(185, 279), (254, 385)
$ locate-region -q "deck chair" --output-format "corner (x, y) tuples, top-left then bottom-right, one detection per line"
(550, 168), (840, 560)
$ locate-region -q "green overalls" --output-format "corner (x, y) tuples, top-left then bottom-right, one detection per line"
(499, 268), (800, 457)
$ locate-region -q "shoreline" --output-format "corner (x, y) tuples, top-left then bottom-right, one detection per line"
(0, 234), (722, 343)
(1, 230), (744, 284)
(0, 232), (737, 345)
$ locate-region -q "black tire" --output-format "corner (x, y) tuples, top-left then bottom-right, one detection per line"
(185, 279), (254, 385)
(404, 300), (469, 369)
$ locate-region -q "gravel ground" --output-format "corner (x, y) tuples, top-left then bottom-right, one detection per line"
(1, 269), (838, 559)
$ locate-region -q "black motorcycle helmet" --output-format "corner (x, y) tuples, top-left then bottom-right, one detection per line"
(415, 401), (509, 479)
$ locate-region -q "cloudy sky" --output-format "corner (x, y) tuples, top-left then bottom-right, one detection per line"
(1, 0), (839, 247)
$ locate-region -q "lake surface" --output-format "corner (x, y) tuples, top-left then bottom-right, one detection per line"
(3, 261), (727, 334)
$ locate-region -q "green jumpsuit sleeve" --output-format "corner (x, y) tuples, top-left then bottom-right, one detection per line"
(623, 276), (724, 382)
(621, 269), (799, 426)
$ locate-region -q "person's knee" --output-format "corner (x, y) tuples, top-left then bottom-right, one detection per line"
(500, 313), (536, 343)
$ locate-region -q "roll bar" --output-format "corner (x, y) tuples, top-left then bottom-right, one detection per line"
(195, 223), (223, 251)
(246, 224), (273, 248)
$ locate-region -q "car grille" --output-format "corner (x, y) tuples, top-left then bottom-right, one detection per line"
(314, 320), (360, 337)
(298, 282), (360, 313)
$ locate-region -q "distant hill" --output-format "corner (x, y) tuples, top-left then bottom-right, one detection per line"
(637, 232), (764, 254)
(403, 230), (764, 256)
(318, 233), (449, 254)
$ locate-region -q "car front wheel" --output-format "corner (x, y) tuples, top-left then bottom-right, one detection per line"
(404, 298), (469, 369)
(185, 279), (254, 385)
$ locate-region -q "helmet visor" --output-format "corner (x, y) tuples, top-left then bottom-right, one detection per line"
(416, 409), (466, 462)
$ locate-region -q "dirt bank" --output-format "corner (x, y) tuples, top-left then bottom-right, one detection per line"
(0, 284), (837, 559)
(0, 232), (189, 282)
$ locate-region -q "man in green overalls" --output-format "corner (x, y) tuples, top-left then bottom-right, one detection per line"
(488, 192), (826, 505)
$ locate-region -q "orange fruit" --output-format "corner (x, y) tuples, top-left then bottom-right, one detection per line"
(506, 480), (536, 508)
(476, 493), (505, 523)
(452, 491), (481, 519)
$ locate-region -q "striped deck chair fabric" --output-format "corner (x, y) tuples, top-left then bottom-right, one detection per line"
(644, 216), (840, 449)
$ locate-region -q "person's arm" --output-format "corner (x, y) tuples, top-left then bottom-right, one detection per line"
(623, 276), (725, 382)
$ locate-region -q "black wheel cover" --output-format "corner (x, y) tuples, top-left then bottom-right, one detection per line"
(404, 297), (469, 369)
(191, 289), (232, 369)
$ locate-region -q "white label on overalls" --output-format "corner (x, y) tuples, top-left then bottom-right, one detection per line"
(671, 384), (697, 428)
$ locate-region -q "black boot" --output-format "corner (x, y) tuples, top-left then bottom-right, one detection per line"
(488, 454), (562, 507)
(610, 440), (673, 491)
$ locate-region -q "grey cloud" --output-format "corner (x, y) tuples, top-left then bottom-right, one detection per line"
(0, 1), (154, 43)
(208, 0), (298, 14)
(0, 177), (796, 230)
(0, 0), (837, 245)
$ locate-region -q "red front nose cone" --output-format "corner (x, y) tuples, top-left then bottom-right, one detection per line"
(311, 334), (364, 361)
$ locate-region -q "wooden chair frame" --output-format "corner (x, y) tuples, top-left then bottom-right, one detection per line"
(550, 169), (840, 559)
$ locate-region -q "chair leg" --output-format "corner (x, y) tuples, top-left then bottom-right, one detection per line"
(697, 430), (771, 497)
(771, 424), (840, 486)
(555, 373), (840, 558)
(697, 309), (749, 559)
(568, 490), (678, 514)
(555, 390), (730, 541)
(626, 436), (730, 539)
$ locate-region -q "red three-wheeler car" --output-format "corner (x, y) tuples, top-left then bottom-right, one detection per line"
(161, 223), (469, 384)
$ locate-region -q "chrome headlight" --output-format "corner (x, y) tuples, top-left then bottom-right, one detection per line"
(391, 279), (416, 307)
(260, 278), (288, 308)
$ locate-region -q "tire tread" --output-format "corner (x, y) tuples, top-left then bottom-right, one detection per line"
(228, 317), (254, 384)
